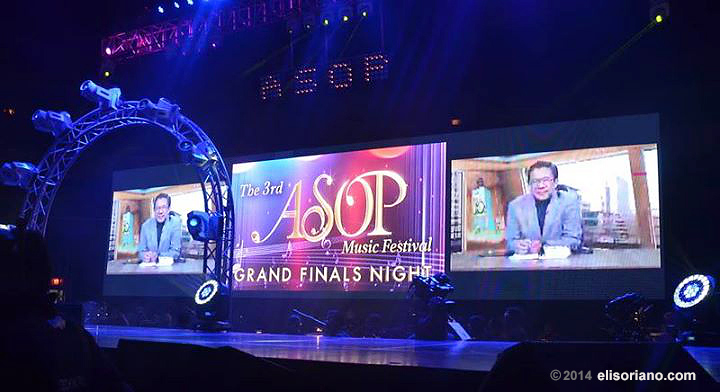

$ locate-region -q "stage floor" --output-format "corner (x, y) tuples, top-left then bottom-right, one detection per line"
(87, 325), (514, 372)
(87, 325), (720, 381)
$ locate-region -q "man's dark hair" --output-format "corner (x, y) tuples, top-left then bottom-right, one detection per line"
(153, 193), (171, 208)
(527, 160), (558, 182)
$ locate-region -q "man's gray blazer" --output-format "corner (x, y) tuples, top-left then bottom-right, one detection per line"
(137, 213), (182, 259)
(505, 189), (582, 252)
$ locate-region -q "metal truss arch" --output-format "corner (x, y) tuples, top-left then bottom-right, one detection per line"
(20, 88), (234, 288)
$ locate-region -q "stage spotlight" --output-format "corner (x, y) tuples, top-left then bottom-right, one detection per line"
(174, 2), (180, 9)
(1, 162), (38, 188)
(357, 2), (372, 18)
(138, 97), (180, 125)
(104, 47), (112, 56)
(187, 0), (193, 4)
(674, 274), (715, 309)
(195, 279), (219, 305)
(339, 6), (352, 23)
(303, 14), (314, 30)
(103, 70), (111, 78)
(320, 10), (333, 27)
(673, 274), (719, 345)
(32, 110), (73, 137)
(195, 278), (230, 331)
(187, 211), (222, 241)
(286, 16), (301, 34)
(649, 0), (669, 24)
(158, 6), (164, 14)
(178, 140), (217, 168)
(80, 80), (122, 110)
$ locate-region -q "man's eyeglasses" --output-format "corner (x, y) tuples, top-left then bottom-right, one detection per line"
(529, 177), (555, 186)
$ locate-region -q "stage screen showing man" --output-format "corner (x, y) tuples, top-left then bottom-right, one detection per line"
(450, 144), (660, 272)
(106, 183), (206, 275)
(231, 143), (446, 292)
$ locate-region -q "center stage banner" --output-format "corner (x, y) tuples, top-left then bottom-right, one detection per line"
(231, 143), (446, 291)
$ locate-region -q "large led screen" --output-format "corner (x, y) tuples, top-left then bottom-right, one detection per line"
(231, 143), (446, 292)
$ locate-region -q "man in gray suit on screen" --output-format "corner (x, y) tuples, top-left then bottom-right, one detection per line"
(505, 161), (582, 255)
(138, 192), (181, 262)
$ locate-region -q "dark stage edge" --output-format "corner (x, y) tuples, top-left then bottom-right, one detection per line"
(87, 324), (513, 372)
(87, 325), (720, 382)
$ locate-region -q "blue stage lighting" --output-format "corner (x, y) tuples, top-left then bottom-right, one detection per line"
(187, 0), (194, 5)
(674, 274), (715, 309)
(339, 6), (352, 22)
(194, 278), (230, 330)
(1, 162), (39, 188)
(174, 2), (180, 8)
(195, 279), (219, 305)
(357, 2), (372, 18)
(158, 6), (164, 13)
(79, 80), (122, 110)
(177, 140), (217, 168)
(138, 97), (180, 125)
(188, 217), (199, 227)
(186, 211), (222, 241)
(32, 110), (73, 137)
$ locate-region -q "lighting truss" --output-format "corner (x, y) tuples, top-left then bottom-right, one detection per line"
(102, 0), (323, 61)
(17, 82), (235, 289)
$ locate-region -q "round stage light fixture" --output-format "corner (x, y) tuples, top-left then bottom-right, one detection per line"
(188, 216), (200, 228)
(194, 278), (230, 331)
(655, 14), (663, 23)
(674, 274), (715, 309)
(158, 6), (164, 14)
(195, 279), (219, 305)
